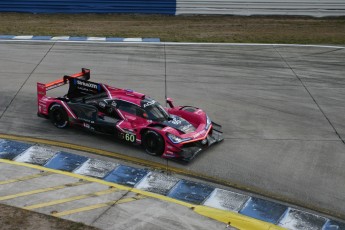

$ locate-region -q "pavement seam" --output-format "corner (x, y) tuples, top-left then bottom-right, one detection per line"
(273, 46), (345, 145)
(90, 189), (132, 225)
(0, 42), (56, 120)
(164, 42), (168, 106)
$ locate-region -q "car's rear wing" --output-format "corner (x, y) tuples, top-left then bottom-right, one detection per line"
(37, 68), (91, 101)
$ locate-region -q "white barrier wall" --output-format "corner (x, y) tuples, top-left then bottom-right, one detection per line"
(176, 0), (345, 17)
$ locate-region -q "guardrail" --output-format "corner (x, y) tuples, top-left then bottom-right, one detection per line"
(176, 0), (345, 17)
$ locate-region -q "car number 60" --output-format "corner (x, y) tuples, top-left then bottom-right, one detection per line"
(125, 133), (136, 143)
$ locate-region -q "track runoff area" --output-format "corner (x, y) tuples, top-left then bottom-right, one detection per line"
(1, 137), (344, 230)
(0, 40), (344, 229)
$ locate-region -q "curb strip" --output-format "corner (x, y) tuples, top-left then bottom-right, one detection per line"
(0, 35), (160, 42)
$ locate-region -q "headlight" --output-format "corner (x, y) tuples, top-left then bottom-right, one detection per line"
(205, 115), (212, 130)
(167, 133), (191, 144)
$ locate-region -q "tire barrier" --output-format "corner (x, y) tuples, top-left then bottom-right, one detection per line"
(1, 138), (344, 230)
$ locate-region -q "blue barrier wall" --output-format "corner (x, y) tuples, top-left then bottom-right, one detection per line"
(0, 0), (343, 16)
(0, 0), (176, 14)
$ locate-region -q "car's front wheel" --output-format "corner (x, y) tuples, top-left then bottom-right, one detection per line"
(49, 104), (69, 129)
(142, 130), (165, 156)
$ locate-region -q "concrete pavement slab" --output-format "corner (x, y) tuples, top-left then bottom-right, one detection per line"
(0, 173), (78, 196)
(0, 162), (40, 180)
(89, 197), (226, 230)
(0, 159), (232, 229)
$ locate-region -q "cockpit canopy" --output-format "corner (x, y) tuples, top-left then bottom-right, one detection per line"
(141, 98), (170, 121)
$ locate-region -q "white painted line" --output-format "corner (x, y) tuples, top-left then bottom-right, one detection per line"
(13, 35), (33, 40)
(87, 37), (106, 41)
(51, 36), (70, 40)
(0, 39), (343, 49)
(123, 38), (143, 42)
(163, 42), (345, 49)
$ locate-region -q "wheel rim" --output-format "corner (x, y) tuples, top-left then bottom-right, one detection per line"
(146, 134), (157, 153)
(53, 109), (66, 126)
(144, 131), (164, 156)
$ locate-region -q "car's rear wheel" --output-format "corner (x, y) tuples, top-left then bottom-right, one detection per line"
(49, 104), (69, 129)
(142, 130), (165, 156)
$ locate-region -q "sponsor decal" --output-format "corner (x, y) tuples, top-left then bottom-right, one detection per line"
(191, 130), (208, 139)
(192, 133), (200, 139)
(143, 100), (156, 108)
(38, 103), (47, 113)
(111, 101), (117, 107)
(79, 117), (93, 123)
(170, 117), (182, 125)
(76, 80), (98, 89)
(83, 123), (94, 130)
(180, 124), (193, 132)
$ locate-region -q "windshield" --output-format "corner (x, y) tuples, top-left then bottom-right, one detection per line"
(143, 100), (169, 121)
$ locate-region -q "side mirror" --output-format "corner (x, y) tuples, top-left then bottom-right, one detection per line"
(166, 98), (174, 108)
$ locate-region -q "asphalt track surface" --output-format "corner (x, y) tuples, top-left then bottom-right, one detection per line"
(0, 41), (344, 219)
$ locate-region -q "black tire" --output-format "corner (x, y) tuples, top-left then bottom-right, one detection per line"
(142, 130), (165, 156)
(49, 104), (69, 129)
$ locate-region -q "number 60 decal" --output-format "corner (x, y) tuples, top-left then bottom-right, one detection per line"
(125, 133), (136, 143)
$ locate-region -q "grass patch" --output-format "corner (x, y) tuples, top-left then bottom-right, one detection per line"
(0, 13), (344, 44)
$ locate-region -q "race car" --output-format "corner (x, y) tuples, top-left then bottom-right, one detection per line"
(37, 68), (223, 162)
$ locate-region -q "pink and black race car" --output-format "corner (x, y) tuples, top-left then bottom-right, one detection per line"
(37, 69), (223, 162)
